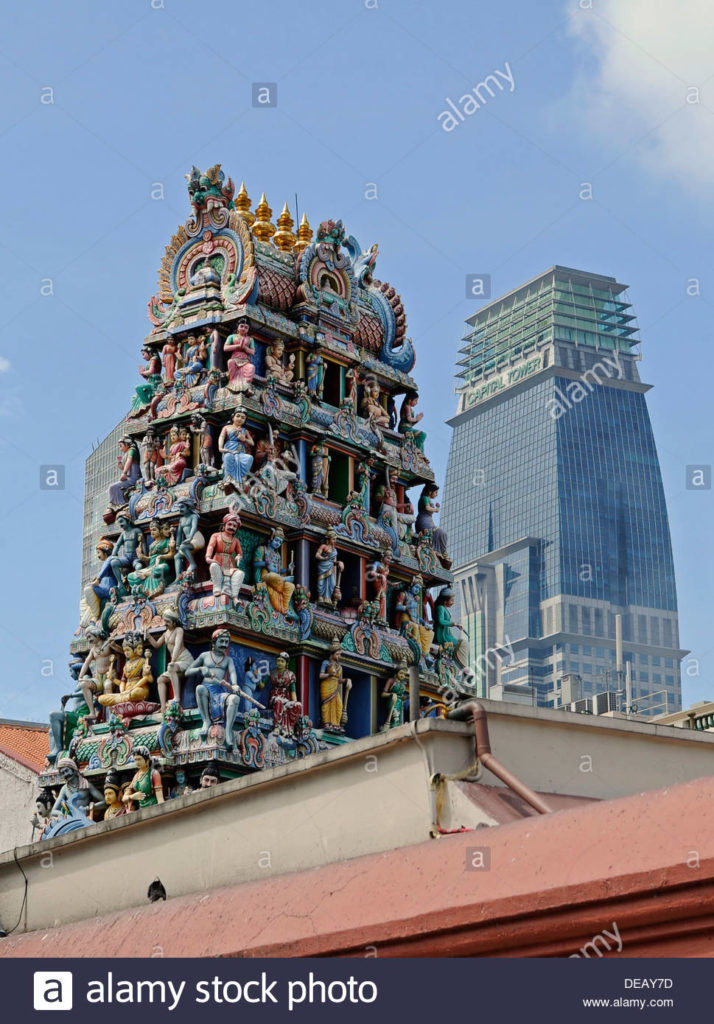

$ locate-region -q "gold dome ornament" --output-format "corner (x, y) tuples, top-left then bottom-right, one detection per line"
(234, 181), (255, 226)
(274, 202), (297, 253)
(251, 193), (276, 242)
(294, 212), (313, 254)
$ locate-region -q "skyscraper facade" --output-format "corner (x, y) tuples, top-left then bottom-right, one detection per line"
(442, 266), (684, 714)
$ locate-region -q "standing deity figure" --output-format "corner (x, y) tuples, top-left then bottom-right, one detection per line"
(49, 756), (105, 820)
(381, 661), (409, 731)
(359, 375), (390, 428)
(416, 483), (450, 563)
(98, 632), (153, 708)
(315, 528), (343, 608)
(161, 337), (180, 383)
(205, 512), (245, 602)
(78, 628), (121, 719)
(265, 338), (295, 384)
(106, 436), (142, 515)
(252, 528), (296, 619)
(130, 346), (162, 417)
(122, 745), (164, 811)
(175, 334), (208, 387)
(172, 768), (194, 798)
(267, 652), (302, 738)
(433, 586), (468, 667)
(103, 773), (127, 820)
(188, 629), (263, 747)
(173, 498), (205, 581)
(319, 640), (352, 733)
(306, 349), (325, 401)
(190, 412), (214, 469)
(145, 607), (193, 709)
(394, 575), (435, 662)
(309, 442), (330, 497)
(354, 453), (377, 512)
(219, 410), (254, 492)
(366, 549), (392, 622)
(240, 657), (265, 713)
(140, 426), (164, 486)
(127, 518), (174, 597)
(398, 392), (427, 452)
(224, 319), (256, 393)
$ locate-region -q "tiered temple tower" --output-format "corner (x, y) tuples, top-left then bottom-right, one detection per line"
(38, 166), (463, 833)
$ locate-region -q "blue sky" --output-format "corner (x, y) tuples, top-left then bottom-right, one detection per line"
(1, 0), (712, 721)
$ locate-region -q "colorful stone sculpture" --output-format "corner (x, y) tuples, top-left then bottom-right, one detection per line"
(319, 640), (352, 733)
(219, 409), (254, 492)
(205, 512), (245, 602)
(122, 746), (164, 810)
(44, 165), (457, 813)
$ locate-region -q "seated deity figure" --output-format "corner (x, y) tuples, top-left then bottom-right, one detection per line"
(49, 756), (105, 820)
(122, 746), (164, 811)
(174, 334), (208, 387)
(80, 537), (115, 625)
(126, 518), (174, 597)
(266, 652), (302, 738)
(223, 319), (256, 393)
(394, 575), (434, 662)
(129, 346), (162, 418)
(106, 436), (142, 519)
(156, 425), (190, 487)
(173, 497), (205, 581)
(315, 528), (343, 608)
(264, 338), (295, 384)
(433, 587), (468, 667)
(252, 528), (296, 619)
(318, 640), (352, 733)
(98, 632), (153, 709)
(359, 376), (390, 429)
(218, 410), (254, 493)
(398, 392), (427, 451)
(187, 630), (263, 747)
(255, 441), (299, 497)
(205, 512), (245, 603)
(145, 607), (193, 710)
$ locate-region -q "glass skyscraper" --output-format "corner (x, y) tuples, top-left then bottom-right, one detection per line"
(442, 266), (684, 714)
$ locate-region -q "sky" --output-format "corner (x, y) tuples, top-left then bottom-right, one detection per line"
(0, 0), (712, 722)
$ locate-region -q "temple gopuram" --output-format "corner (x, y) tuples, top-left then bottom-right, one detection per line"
(38, 165), (467, 835)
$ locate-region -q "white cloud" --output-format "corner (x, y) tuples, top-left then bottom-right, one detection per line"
(566, 0), (714, 192)
(0, 356), (10, 373)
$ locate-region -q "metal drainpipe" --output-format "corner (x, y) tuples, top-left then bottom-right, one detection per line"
(447, 701), (553, 815)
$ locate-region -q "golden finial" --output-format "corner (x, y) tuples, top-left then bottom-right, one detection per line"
(274, 201), (297, 253)
(251, 193), (276, 243)
(234, 181), (255, 226)
(294, 212), (313, 254)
